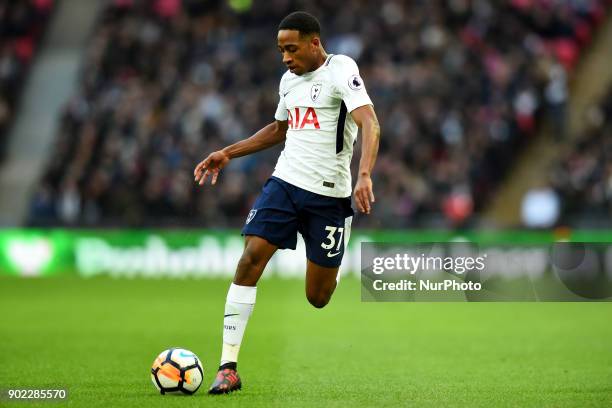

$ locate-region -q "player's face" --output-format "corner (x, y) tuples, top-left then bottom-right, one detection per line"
(277, 29), (319, 75)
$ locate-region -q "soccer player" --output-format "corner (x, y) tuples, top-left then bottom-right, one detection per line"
(194, 11), (380, 394)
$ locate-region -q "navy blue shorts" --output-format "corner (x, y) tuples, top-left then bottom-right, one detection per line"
(242, 177), (354, 268)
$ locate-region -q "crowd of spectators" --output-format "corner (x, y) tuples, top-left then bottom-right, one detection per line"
(29, 0), (610, 227)
(550, 84), (612, 225)
(0, 0), (54, 160)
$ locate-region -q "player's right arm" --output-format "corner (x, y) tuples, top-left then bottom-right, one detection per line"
(194, 120), (288, 185)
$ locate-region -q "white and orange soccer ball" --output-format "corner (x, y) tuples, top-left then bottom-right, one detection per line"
(150, 348), (204, 395)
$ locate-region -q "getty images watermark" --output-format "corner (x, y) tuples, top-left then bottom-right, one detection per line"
(361, 242), (612, 302)
(371, 251), (485, 292)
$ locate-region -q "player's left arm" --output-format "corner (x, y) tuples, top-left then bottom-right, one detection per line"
(351, 104), (380, 215)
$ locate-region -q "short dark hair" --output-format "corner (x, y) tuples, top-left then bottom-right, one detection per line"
(278, 11), (321, 36)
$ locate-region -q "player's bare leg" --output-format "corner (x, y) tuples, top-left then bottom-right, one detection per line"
(305, 260), (340, 308)
(209, 235), (277, 395)
(233, 235), (278, 286)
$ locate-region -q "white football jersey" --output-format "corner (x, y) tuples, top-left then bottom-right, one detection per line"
(273, 54), (373, 198)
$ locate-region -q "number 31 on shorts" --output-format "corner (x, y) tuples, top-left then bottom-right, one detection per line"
(321, 226), (344, 255)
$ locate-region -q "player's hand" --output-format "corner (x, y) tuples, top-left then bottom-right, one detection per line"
(194, 150), (230, 186)
(354, 174), (375, 214)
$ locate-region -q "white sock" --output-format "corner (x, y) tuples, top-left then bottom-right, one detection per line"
(219, 283), (256, 367)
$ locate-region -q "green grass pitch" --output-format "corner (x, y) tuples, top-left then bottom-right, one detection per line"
(0, 276), (611, 407)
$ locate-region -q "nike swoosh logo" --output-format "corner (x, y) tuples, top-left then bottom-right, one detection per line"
(178, 351), (195, 358)
(282, 89), (292, 97)
(327, 251), (341, 257)
(224, 313), (240, 318)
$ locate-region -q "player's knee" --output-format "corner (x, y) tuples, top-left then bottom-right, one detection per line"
(234, 250), (265, 285)
(306, 291), (331, 309)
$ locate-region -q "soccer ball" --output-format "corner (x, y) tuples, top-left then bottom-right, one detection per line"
(150, 348), (204, 395)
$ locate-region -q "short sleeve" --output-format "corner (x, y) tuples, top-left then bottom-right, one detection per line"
(331, 56), (373, 113)
(274, 77), (288, 121)
(274, 93), (288, 121)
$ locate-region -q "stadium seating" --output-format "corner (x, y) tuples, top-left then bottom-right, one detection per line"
(550, 84), (612, 225)
(28, 0), (609, 227)
(0, 0), (54, 161)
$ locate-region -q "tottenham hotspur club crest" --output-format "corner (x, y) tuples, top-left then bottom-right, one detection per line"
(311, 83), (322, 102)
(246, 209), (257, 224)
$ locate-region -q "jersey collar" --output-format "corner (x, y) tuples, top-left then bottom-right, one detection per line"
(302, 54), (334, 78)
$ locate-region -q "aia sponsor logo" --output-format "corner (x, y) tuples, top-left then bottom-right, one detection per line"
(287, 107), (320, 130)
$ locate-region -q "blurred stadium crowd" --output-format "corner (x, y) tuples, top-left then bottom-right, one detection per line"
(20, 0), (610, 227)
(551, 83), (612, 223)
(0, 0), (53, 160)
